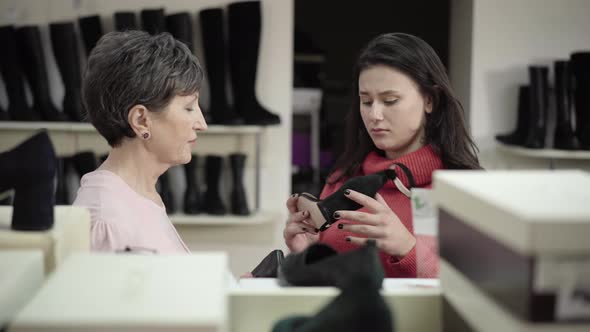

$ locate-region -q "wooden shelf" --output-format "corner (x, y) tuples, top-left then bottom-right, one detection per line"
(170, 210), (280, 226)
(496, 142), (590, 160)
(0, 121), (264, 135)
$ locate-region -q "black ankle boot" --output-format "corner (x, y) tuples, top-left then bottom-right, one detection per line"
(183, 155), (201, 215)
(571, 52), (590, 150)
(141, 9), (166, 35)
(78, 15), (103, 56)
(297, 170), (392, 231)
(55, 157), (71, 205)
(50, 22), (85, 122)
(0, 130), (56, 231)
(166, 12), (193, 50)
(0, 25), (38, 121)
(157, 170), (175, 214)
(553, 61), (580, 150)
(496, 86), (530, 146)
(203, 155), (226, 215)
(230, 153), (250, 215)
(16, 26), (67, 121)
(114, 12), (138, 31)
(200, 8), (244, 125)
(278, 241), (385, 289)
(228, 1), (281, 125)
(524, 66), (549, 149)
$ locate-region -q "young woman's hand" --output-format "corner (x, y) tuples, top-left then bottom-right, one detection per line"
(283, 194), (320, 253)
(335, 190), (416, 259)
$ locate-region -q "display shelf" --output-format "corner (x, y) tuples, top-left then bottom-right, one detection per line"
(496, 142), (590, 160)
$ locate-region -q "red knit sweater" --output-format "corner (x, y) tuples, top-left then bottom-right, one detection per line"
(318, 145), (443, 278)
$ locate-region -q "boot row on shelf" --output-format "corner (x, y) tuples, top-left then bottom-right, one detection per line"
(0, 0), (280, 126)
(496, 53), (590, 150)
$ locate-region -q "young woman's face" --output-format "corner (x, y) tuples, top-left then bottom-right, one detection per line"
(149, 93), (207, 165)
(359, 64), (432, 159)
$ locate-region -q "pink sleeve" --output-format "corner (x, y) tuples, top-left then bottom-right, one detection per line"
(382, 236), (439, 278)
(90, 219), (121, 252)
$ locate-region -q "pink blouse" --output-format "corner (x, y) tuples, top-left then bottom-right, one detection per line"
(73, 170), (189, 254)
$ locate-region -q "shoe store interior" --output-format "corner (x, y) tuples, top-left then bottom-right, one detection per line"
(1, 0), (590, 331)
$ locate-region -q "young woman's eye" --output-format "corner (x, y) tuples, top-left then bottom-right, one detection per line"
(384, 99), (398, 106)
(361, 100), (372, 106)
(185, 108), (195, 112)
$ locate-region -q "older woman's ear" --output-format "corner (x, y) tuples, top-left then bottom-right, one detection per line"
(127, 105), (151, 138)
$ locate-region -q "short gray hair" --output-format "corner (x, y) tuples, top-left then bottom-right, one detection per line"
(82, 30), (204, 147)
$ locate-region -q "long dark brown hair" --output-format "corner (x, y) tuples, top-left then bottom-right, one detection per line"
(329, 33), (481, 184)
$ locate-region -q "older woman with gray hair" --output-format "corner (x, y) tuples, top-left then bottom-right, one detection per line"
(74, 30), (207, 253)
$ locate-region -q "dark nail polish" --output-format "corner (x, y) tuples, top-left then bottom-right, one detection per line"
(345, 237), (351, 242)
(337, 223), (343, 229)
(333, 212), (340, 219)
(314, 228), (319, 233)
(302, 227), (307, 232)
(344, 189), (351, 195)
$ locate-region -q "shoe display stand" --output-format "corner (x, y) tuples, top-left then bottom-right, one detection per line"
(0, 121), (280, 226)
(495, 142), (590, 170)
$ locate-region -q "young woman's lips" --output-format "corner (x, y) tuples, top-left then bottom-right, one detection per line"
(371, 128), (388, 134)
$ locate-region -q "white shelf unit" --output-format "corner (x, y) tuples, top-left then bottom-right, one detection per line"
(0, 121), (269, 220)
(494, 142), (590, 171)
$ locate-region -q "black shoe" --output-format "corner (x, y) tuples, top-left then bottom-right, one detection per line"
(553, 61), (580, 150)
(183, 154), (202, 215)
(0, 25), (37, 121)
(114, 12), (138, 31)
(200, 8), (244, 125)
(297, 170), (392, 231)
(228, 1), (281, 125)
(0, 130), (56, 231)
(78, 15), (103, 56)
(203, 155), (226, 215)
(50, 22), (85, 122)
(16, 26), (68, 121)
(230, 153), (249, 215)
(71, 151), (98, 178)
(278, 241), (384, 290)
(141, 8), (166, 35)
(524, 66), (549, 149)
(496, 86), (530, 146)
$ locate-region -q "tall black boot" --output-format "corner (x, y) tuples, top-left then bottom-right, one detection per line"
(114, 12), (138, 31)
(141, 9), (166, 35)
(78, 15), (103, 56)
(71, 151), (98, 178)
(571, 52), (590, 150)
(200, 8), (243, 125)
(553, 61), (580, 150)
(55, 157), (71, 205)
(50, 22), (85, 122)
(183, 154), (201, 215)
(16, 26), (67, 121)
(166, 12), (193, 50)
(524, 66), (549, 149)
(496, 86), (530, 146)
(0, 130), (56, 231)
(0, 106), (8, 120)
(229, 153), (250, 215)
(157, 171), (175, 214)
(203, 155), (226, 215)
(228, 1), (281, 125)
(0, 26), (37, 121)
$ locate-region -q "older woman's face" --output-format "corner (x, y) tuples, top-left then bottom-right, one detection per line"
(149, 93), (207, 165)
(359, 65), (432, 160)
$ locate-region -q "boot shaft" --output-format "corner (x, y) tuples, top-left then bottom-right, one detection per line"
(114, 12), (138, 31)
(200, 8), (230, 107)
(141, 9), (166, 35)
(166, 12), (193, 51)
(16, 26), (53, 106)
(0, 25), (33, 120)
(183, 154), (199, 185)
(50, 22), (82, 90)
(78, 15), (103, 55)
(205, 155), (224, 193)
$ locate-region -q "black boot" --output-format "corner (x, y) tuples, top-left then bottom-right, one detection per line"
(78, 15), (103, 56)
(553, 61), (580, 150)
(50, 22), (85, 122)
(524, 66), (549, 149)
(496, 86), (530, 146)
(114, 12), (138, 31)
(71, 151), (98, 178)
(166, 12), (193, 50)
(0, 130), (56, 231)
(55, 157), (71, 205)
(141, 9), (166, 35)
(183, 154), (201, 215)
(0, 26), (37, 121)
(158, 171), (175, 214)
(0, 106), (8, 120)
(16, 26), (67, 121)
(200, 8), (243, 125)
(571, 52), (590, 150)
(278, 241), (385, 289)
(203, 155), (226, 215)
(228, 1), (281, 125)
(229, 153), (250, 215)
